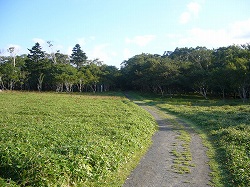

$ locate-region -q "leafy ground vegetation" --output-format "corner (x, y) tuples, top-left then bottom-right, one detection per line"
(136, 93), (250, 187)
(170, 126), (195, 174)
(0, 91), (157, 186)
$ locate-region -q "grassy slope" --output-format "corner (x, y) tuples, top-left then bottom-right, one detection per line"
(135, 93), (250, 187)
(0, 92), (157, 186)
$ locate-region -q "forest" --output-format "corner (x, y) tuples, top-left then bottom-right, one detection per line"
(1, 42), (250, 101)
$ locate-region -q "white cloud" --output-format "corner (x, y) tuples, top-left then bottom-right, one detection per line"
(67, 43), (117, 63)
(1, 44), (22, 56)
(125, 35), (156, 46)
(32, 38), (66, 55)
(179, 1), (201, 24)
(179, 28), (229, 47)
(111, 51), (117, 57)
(123, 48), (132, 60)
(32, 38), (50, 52)
(187, 2), (201, 16)
(7, 44), (21, 53)
(229, 18), (250, 39)
(179, 12), (191, 24)
(87, 43), (118, 63)
(54, 44), (64, 52)
(67, 46), (73, 56)
(170, 18), (250, 48)
(77, 37), (86, 46)
(32, 38), (46, 45)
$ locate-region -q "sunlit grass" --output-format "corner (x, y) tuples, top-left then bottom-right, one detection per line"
(0, 91), (157, 186)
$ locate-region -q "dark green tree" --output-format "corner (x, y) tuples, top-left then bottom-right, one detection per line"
(100, 65), (120, 91)
(211, 45), (250, 101)
(0, 58), (20, 90)
(70, 44), (87, 69)
(25, 42), (51, 91)
(55, 53), (70, 64)
(80, 64), (101, 92)
(120, 53), (180, 95)
(27, 42), (45, 63)
(54, 63), (77, 92)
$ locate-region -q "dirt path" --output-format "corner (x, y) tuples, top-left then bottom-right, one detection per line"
(123, 99), (211, 187)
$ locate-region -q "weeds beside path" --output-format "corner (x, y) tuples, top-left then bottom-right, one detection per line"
(123, 93), (211, 187)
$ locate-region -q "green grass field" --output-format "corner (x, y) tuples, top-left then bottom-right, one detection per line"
(0, 92), (157, 186)
(134, 93), (250, 187)
(1, 91), (249, 186)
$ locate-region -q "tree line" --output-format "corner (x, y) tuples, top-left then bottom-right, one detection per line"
(1, 42), (250, 101)
(121, 44), (250, 101)
(0, 42), (120, 93)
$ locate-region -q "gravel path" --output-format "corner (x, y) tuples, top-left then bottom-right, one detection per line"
(123, 99), (211, 187)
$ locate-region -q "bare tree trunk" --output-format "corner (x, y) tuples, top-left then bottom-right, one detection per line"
(69, 83), (73, 92)
(78, 83), (82, 92)
(47, 41), (57, 64)
(9, 80), (14, 90)
(100, 84), (103, 92)
(56, 83), (63, 92)
(200, 87), (208, 99)
(238, 86), (247, 103)
(65, 82), (70, 92)
(13, 56), (16, 67)
(193, 85), (208, 99)
(90, 84), (96, 93)
(37, 73), (45, 92)
(221, 88), (225, 100)
(0, 76), (5, 90)
(157, 85), (164, 97)
(77, 79), (83, 92)
(64, 82), (73, 92)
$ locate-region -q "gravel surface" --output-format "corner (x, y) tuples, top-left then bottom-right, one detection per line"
(123, 101), (211, 187)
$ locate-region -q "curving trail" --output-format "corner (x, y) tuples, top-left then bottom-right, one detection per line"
(123, 97), (211, 187)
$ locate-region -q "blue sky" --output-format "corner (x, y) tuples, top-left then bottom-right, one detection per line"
(1, 0), (250, 67)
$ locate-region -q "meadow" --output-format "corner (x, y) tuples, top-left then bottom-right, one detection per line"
(136, 93), (250, 187)
(0, 92), (157, 186)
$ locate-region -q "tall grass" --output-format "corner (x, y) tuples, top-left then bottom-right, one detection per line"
(0, 91), (157, 186)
